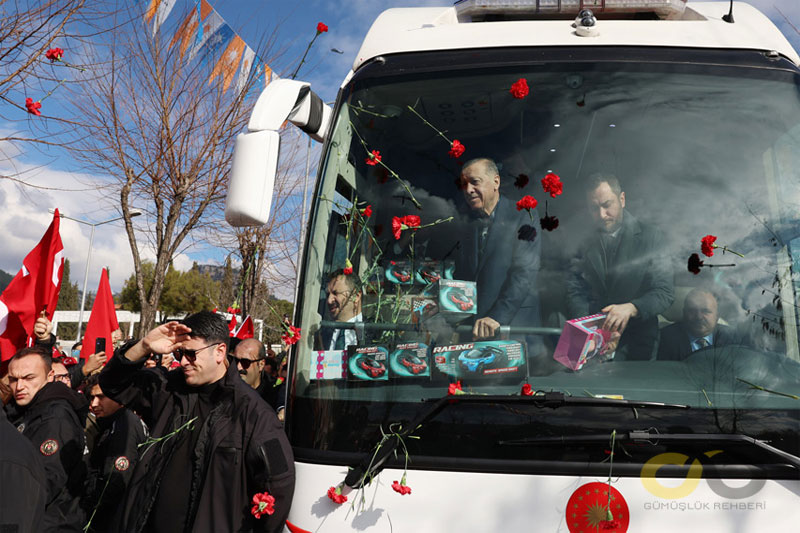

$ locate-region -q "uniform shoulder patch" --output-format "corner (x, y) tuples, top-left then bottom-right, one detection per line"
(114, 456), (130, 471)
(40, 439), (59, 456)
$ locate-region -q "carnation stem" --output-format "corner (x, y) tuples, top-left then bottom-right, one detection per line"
(290, 32), (321, 80)
(719, 245), (745, 258)
(406, 105), (453, 145)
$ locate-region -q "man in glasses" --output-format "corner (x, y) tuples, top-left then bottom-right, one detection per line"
(233, 339), (287, 418)
(98, 311), (294, 533)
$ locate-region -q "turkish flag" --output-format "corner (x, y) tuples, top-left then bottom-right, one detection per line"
(235, 315), (254, 339)
(228, 314), (237, 337)
(0, 210), (64, 360)
(80, 268), (119, 362)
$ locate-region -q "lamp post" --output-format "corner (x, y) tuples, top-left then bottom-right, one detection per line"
(49, 208), (142, 340)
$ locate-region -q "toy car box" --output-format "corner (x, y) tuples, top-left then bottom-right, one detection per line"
(385, 260), (414, 285)
(433, 340), (525, 379)
(438, 279), (477, 315)
(346, 346), (390, 381)
(553, 313), (613, 371)
(414, 260), (454, 285)
(389, 342), (430, 378)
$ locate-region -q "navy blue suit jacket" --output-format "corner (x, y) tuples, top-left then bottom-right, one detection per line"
(455, 195), (541, 328)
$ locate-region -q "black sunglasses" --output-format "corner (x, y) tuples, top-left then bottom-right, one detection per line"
(175, 342), (222, 362)
(233, 356), (265, 370)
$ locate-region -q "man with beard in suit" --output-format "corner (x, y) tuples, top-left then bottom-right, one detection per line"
(567, 173), (674, 361)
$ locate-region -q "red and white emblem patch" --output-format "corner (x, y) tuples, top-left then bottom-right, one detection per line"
(40, 439), (59, 456)
(114, 456), (130, 471)
(566, 481), (630, 533)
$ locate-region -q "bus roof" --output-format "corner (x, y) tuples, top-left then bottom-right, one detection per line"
(352, 2), (800, 71)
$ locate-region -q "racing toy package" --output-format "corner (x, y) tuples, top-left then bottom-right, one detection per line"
(438, 279), (477, 315)
(389, 342), (430, 378)
(553, 313), (613, 371)
(433, 340), (526, 379)
(310, 350), (347, 380)
(346, 346), (390, 381)
(385, 260), (414, 285)
(414, 260), (455, 285)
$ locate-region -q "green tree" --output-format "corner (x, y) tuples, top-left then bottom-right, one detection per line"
(120, 261), (219, 316)
(56, 259), (80, 340)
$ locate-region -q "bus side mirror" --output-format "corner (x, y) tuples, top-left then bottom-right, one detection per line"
(225, 79), (331, 227)
(225, 130), (280, 226)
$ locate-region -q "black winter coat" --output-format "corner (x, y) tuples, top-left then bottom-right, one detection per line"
(5, 382), (88, 532)
(0, 408), (47, 533)
(82, 408), (147, 533)
(99, 345), (295, 533)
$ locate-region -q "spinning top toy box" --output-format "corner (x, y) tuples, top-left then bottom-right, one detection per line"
(553, 313), (613, 371)
(433, 340), (525, 379)
(310, 350), (347, 380)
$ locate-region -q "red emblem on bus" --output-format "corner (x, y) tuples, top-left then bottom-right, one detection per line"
(566, 482), (629, 533)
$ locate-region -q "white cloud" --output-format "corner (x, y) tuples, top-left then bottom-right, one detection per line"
(0, 156), (197, 295)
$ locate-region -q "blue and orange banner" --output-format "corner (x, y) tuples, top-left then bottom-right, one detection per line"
(146, 0), (275, 94)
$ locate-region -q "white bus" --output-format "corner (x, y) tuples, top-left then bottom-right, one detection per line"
(227, 1), (800, 531)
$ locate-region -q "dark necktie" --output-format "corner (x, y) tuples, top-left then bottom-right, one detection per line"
(695, 337), (710, 350)
(334, 331), (346, 351)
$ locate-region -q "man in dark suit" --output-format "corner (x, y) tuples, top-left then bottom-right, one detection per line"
(567, 173), (674, 361)
(658, 289), (738, 361)
(455, 158), (541, 340)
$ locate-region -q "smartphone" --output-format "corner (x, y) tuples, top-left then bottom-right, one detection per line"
(95, 337), (106, 354)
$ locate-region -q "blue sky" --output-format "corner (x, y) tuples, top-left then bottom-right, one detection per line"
(1, 0), (799, 294)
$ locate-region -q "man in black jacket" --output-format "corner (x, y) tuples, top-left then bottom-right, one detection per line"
(5, 346), (89, 532)
(99, 311), (294, 533)
(0, 407), (47, 533)
(233, 338), (286, 419)
(567, 174), (674, 361)
(82, 373), (147, 532)
(657, 289), (739, 361)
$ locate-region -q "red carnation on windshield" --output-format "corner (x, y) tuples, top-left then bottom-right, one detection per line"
(392, 215), (421, 240)
(541, 173), (563, 198)
(392, 479), (412, 495)
(317, 22), (328, 34)
(510, 78), (529, 99)
(448, 380), (464, 395)
(516, 195), (538, 211)
(366, 150), (381, 166)
(701, 235), (717, 257)
(521, 383), (534, 396)
(449, 139), (465, 158)
(362, 205), (372, 218)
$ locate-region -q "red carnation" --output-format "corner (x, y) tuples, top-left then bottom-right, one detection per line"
(317, 22), (328, 34)
(327, 485), (347, 504)
(701, 235), (717, 257)
(688, 253), (704, 275)
(521, 383), (534, 396)
(510, 78), (529, 99)
(516, 195), (538, 211)
(391, 215), (421, 240)
(281, 325), (301, 345)
(343, 259), (353, 276)
(449, 139), (465, 158)
(251, 491), (276, 519)
(362, 205), (372, 218)
(391, 480), (412, 495)
(447, 380), (463, 395)
(366, 150), (381, 166)
(541, 173), (563, 198)
(540, 215), (559, 231)
(25, 98), (41, 116)
(514, 174), (529, 189)
(45, 47), (64, 62)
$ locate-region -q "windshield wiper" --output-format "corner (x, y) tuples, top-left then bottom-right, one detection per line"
(344, 393), (688, 488)
(500, 429), (800, 470)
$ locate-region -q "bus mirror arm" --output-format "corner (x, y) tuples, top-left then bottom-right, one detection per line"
(225, 79), (332, 227)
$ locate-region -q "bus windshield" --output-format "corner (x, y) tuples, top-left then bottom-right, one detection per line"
(287, 49), (800, 469)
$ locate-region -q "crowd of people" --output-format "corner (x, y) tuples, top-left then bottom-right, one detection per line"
(0, 311), (293, 532)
